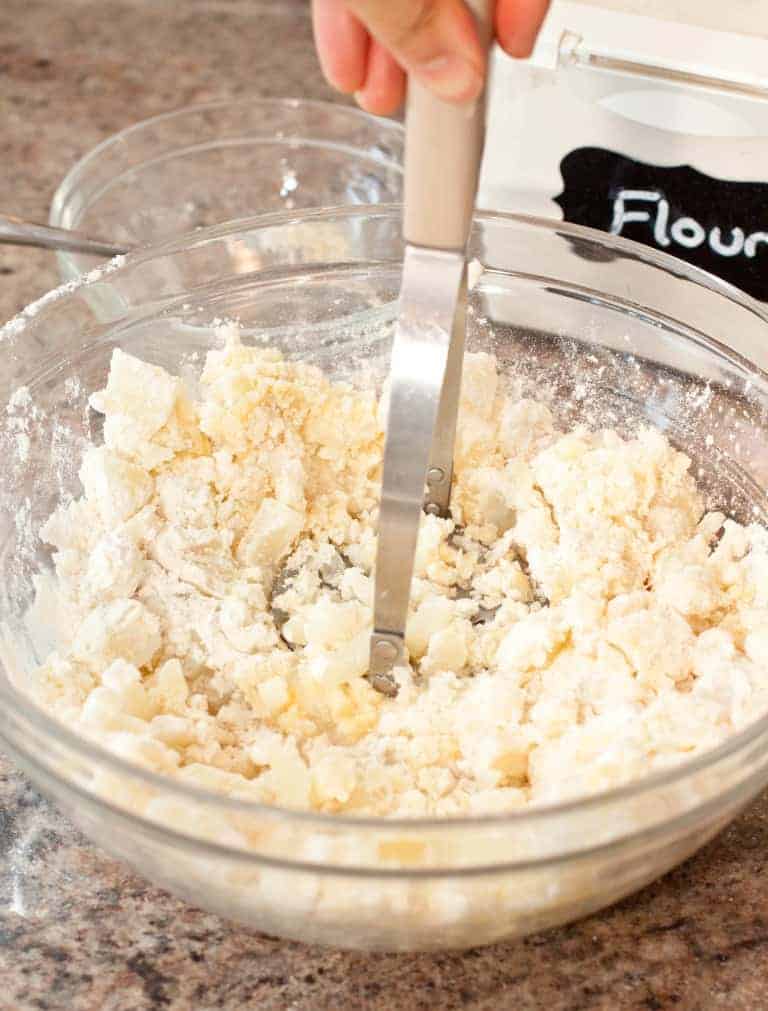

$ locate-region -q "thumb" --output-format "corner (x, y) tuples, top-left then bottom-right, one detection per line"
(345, 0), (487, 104)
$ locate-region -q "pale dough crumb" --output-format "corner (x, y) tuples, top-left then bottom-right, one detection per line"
(28, 324), (768, 817)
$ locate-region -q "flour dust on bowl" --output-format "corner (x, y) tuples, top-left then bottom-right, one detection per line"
(3, 209), (768, 952)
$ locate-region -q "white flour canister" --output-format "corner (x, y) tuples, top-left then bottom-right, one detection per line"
(479, 0), (768, 301)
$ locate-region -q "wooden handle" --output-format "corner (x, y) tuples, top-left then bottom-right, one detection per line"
(403, 0), (493, 250)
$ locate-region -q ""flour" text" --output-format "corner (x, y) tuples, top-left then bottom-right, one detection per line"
(610, 189), (768, 259)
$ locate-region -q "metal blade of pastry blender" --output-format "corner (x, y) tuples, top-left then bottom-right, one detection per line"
(368, 0), (493, 696)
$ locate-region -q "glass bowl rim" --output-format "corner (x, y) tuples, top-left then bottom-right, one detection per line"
(4, 204), (768, 840)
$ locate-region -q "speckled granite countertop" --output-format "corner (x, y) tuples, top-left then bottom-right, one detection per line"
(2, 2), (768, 1008)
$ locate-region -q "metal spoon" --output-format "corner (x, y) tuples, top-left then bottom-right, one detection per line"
(0, 212), (131, 258)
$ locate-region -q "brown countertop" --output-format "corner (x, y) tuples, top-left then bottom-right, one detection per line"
(2, 2), (768, 1008)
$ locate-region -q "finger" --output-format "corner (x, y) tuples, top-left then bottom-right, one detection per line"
(345, 0), (486, 104)
(355, 40), (407, 116)
(312, 0), (371, 93)
(495, 0), (551, 57)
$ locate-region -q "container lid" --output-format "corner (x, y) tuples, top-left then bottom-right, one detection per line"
(579, 0), (768, 39)
(529, 0), (768, 92)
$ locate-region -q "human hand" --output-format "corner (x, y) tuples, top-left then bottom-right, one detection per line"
(312, 0), (550, 115)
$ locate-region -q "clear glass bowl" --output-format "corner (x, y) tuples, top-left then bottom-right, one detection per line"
(49, 98), (404, 282)
(3, 207), (768, 952)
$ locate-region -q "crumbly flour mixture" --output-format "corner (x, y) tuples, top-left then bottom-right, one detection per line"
(30, 326), (768, 816)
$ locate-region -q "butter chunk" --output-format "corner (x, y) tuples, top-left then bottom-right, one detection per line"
(73, 599), (161, 671)
(80, 447), (153, 525)
(236, 498), (303, 567)
(92, 349), (180, 442)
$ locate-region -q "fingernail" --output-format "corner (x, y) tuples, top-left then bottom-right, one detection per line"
(500, 32), (536, 59)
(417, 55), (483, 103)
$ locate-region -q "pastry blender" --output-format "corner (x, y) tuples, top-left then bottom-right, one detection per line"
(368, 0), (493, 695)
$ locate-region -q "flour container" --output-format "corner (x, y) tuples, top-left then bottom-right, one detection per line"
(480, 0), (768, 301)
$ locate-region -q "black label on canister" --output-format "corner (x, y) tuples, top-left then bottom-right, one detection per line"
(555, 147), (768, 301)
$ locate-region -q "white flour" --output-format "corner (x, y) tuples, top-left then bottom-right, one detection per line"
(24, 324), (768, 816)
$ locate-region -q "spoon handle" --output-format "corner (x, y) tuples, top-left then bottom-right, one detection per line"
(0, 212), (131, 258)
